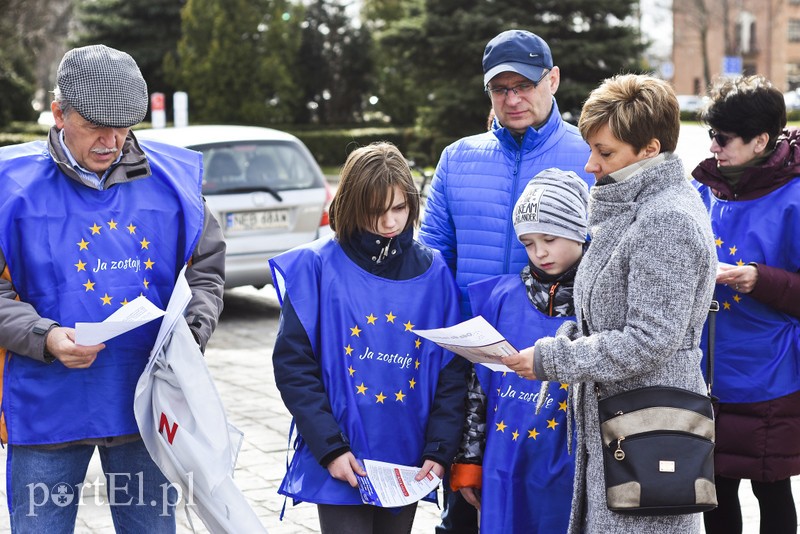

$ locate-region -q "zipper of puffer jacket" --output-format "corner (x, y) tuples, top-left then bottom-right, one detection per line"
(548, 282), (560, 316)
(504, 149), (523, 273)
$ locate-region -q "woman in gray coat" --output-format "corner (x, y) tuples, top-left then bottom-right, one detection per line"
(507, 74), (717, 533)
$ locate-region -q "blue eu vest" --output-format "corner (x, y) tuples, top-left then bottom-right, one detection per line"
(0, 139), (204, 444)
(270, 237), (460, 505)
(698, 181), (800, 403)
(468, 275), (574, 534)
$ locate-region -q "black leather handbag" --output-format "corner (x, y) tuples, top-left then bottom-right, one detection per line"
(595, 301), (719, 515)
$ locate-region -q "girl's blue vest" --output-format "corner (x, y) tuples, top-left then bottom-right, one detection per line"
(270, 238), (460, 504)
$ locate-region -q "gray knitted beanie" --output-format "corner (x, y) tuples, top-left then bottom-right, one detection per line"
(513, 168), (589, 243)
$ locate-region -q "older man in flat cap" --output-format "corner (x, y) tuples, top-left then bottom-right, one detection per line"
(0, 44), (225, 532)
(417, 29), (595, 533)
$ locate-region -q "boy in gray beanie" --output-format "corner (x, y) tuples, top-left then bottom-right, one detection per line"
(513, 168), (589, 244)
(449, 168), (588, 533)
(512, 167), (588, 291)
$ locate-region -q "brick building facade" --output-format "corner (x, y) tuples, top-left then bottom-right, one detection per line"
(672, 0), (800, 94)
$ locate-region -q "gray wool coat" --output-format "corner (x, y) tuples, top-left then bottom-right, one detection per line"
(535, 154), (717, 534)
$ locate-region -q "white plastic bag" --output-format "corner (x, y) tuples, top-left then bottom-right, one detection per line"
(134, 269), (266, 533)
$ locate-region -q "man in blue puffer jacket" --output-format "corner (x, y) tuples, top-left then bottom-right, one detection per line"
(419, 29), (594, 533)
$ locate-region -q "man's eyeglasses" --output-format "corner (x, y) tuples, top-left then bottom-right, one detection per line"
(486, 69), (550, 99)
(708, 128), (736, 148)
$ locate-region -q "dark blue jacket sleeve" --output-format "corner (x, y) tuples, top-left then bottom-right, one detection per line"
(422, 355), (470, 466)
(273, 294), (350, 466)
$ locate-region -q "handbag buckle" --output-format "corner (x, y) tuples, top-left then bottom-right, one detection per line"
(614, 437), (625, 461)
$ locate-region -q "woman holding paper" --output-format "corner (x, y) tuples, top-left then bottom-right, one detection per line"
(270, 142), (468, 533)
(505, 74), (717, 533)
(692, 75), (800, 534)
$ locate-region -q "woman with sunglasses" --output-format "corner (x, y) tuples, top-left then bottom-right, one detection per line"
(693, 75), (800, 534)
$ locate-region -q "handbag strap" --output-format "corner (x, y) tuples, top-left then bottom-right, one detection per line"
(585, 297), (719, 396)
(706, 298), (719, 395)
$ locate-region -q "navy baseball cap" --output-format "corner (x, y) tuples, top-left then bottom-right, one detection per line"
(483, 30), (553, 87)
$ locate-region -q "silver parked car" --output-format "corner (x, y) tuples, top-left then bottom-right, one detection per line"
(135, 125), (332, 289)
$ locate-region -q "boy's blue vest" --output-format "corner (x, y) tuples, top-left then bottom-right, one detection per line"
(469, 274), (574, 534)
(0, 139), (204, 444)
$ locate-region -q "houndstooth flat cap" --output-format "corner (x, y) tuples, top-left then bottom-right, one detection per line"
(57, 45), (148, 128)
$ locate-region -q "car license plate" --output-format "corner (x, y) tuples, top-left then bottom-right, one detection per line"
(226, 209), (289, 231)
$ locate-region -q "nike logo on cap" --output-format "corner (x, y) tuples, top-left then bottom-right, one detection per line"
(530, 53), (539, 57)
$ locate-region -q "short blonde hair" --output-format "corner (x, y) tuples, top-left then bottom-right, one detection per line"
(578, 74), (679, 153)
(329, 142), (419, 243)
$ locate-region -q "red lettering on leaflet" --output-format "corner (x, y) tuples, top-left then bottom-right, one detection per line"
(394, 468), (409, 496)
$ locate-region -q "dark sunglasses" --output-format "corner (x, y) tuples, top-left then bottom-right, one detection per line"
(708, 128), (736, 148)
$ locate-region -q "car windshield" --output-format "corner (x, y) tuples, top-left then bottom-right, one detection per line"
(198, 142), (320, 195)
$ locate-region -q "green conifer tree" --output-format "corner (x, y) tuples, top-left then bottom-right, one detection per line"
(72, 0), (184, 105)
(166, 0), (301, 124)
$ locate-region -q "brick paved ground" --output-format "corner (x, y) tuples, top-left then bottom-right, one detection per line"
(0, 285), (795, 533)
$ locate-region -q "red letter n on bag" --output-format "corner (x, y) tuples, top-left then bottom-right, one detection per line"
(159, 412), (179, 444)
